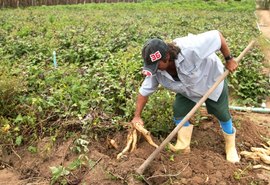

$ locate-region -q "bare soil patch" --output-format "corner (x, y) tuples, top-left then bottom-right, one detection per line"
(0, 109), (269, 185)
(256, 10), (270, 39)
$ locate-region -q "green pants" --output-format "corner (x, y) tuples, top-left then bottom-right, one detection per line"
(173, 80), (231, 122)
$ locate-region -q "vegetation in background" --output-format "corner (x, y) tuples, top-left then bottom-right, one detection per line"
(0, 0), (269, 148)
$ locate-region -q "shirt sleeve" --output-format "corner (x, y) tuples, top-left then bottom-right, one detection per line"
(175, 30), (222, 60)
(139, 76), (159, 96)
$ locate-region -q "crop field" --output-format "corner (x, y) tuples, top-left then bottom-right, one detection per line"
(0, 0), (270, 184)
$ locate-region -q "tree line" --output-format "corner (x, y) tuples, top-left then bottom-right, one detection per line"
(0, 0), (137, 8)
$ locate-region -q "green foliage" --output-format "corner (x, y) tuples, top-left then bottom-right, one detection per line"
(169, 154), (175, 161)
(229, 48), (270, 105)
(28, 146), (38, 153)
(72, 137), (89, 153)
(233, 164), (252, 181)
(50, 165), (70, 185)
(0, 116), (12, 143)
(0, 67), (26, 117)
(50, 154), (94, 184)
(0, 1), (268, 146)
(15, 135), (23, 146)
(143, 89), (175, 136)
(193, 111), (209, 127)
(143, 0), (256, 11)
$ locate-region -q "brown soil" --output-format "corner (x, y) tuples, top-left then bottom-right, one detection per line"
(0, 109), (269, 185)
(256, 10), (270, 40)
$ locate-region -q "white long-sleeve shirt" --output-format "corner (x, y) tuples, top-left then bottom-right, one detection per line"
(139, 30), (225, 102)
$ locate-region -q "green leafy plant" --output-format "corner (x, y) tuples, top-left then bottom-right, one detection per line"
(50, 154), (95, 184)
(50, 166), (70, 185)
(0, 0), (267, 155)
(28, 146), (37, 153)
(0, 68), (26, 117)
(233, 164), (252, 181)
(72, 138), (90, 153)
(169, 154), (175, 161)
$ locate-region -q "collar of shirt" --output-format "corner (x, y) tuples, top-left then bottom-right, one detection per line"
(156, 53), (184, 81)
(175, 53), (185, 68)
(157, 70), (174, 81)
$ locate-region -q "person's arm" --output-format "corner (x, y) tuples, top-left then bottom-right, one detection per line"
(219, 32), (238, 72)
(132, 74), (159, 125)
(131, 93), (148, 125)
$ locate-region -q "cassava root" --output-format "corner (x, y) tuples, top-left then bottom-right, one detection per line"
(116, 123), (158, 159)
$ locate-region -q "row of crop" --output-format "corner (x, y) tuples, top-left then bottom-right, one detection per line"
(0, 2), (269, 146)
(0, 0), (139, 8)
(0, 0), (257, 9)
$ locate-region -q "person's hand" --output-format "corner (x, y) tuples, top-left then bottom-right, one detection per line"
(225, 58), (238, 73)
(131, 116), (144, 126)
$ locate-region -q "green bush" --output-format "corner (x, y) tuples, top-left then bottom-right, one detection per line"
(0, 0), (268, 146)
(0, 68), (26, 117)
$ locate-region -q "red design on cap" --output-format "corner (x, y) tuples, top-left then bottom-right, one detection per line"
(142, 70), (152, 76)
(150, 51), (162, 62)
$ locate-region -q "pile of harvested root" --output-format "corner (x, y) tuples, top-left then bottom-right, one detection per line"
(110, 122), (158, 160)
(240, 141), (270, 170)
(111, 122), (270, 172)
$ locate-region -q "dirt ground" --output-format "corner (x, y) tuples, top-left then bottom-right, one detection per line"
(0, 109), (269, 185)
(257, 10), (270, 40)
(0, 10), (270, 185)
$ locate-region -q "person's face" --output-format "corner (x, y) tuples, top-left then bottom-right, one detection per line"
(157, 54), (170, 71)
(157, 60), (169, 71)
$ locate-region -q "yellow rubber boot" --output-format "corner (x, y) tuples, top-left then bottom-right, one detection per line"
(223, 127), (240, 163)
(169, 124), (193, 153)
